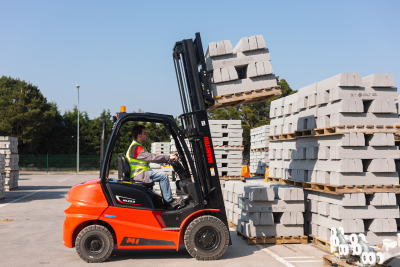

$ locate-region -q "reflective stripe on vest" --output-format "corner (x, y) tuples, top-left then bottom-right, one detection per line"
(126, 140), (150, 178)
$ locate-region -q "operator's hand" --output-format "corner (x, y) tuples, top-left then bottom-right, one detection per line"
(169, 155), (179, 161)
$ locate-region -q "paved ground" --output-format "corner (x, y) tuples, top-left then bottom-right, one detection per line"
(0, 174), (327, 267)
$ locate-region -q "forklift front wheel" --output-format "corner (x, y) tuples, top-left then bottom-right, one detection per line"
(75, 225), (114, 263)
(184, 215), (229, 260)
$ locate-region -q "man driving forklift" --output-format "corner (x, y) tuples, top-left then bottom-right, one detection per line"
(127, 125), (182, 210)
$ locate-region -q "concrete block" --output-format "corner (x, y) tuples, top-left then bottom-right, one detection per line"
(247, 62), (257, 78)
(249, 212), (260, 225)
(244, 185), (261, 198)
(205, 42), (217, 57)
(233, 37), (250, 53)
(318, 202), (330, 216)
(211, 75), (278, 97)
(221, 67), (230, 82)
(224, 40), (233, 54)
(217, 40), (225, 55)
(366, 193), (397, 206)
(307, 212), (364, 233)
(362, 73), (395, 87)
(329, 205), (399, 219)
(364, 231), (399, 246)
(365, 218), (397, 233)
(263, 61), (273, 75)
(243, 222), (304, 238)
(317, 73), (362, 92)
(213, 68), (222, 83)
(205, 49), (271, 71)
(260, 212), (274, 225)
(330, 172), (399, 186)
(330, 112), (399, 127)
(249, 187), (274, 202)
(255, 62), (265, 76)
(255, 35), (266, 49)
(248, 36), (258, 50)
(227, 66), (238, 80)
(244, 199), (305, 213)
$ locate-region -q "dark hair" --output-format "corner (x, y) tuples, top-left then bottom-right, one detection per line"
(131, 125), (146, 139)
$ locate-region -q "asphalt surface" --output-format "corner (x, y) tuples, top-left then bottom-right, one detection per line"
(0, 174), (327, 267)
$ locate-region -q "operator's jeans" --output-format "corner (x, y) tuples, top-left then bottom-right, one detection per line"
(148, 171), (173, 203)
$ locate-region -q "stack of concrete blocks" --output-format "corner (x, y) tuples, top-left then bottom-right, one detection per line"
(170, 137), (190, 154)
(205, 35), (278, 98)
(151, 142), (170, 155)
(268, 73), (400, 245)
(305, 191), (399, 245)
(222, 180), (305, 237)
(268, 73), (400, 185)
(0, 154), (4, 200)
(0, 137), (19, 190)
(250, 125), (270, 175)
(210, 120), (243, 177)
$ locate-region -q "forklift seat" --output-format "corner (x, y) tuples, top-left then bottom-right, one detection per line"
(118, 154), (154, 189)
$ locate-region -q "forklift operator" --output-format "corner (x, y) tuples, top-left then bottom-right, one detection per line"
(127, 125), (181, 209)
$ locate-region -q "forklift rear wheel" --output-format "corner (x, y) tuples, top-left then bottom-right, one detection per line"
(75, 225), (114, 263)
(184, 215), (229, 260)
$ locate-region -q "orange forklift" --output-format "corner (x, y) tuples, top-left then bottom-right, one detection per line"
(63, 33), (232, 262)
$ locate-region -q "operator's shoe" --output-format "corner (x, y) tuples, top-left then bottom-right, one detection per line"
(171, 197), (183, 207)
(163, 197), (184, 210)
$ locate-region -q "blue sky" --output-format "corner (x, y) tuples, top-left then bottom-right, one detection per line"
(1, 0), (399, 118)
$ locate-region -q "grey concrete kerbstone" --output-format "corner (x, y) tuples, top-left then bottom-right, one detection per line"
(329, 205), (399, 219)
(362, 73), (395, 87)
(242, 222), (304, 237)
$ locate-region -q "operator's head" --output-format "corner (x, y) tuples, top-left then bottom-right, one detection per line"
(132, 125), (148, 143)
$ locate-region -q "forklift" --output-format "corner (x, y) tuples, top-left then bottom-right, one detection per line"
(63, 33), (232, 262)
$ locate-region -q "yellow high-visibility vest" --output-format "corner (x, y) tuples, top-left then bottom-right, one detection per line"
(126, 140), (150, 179)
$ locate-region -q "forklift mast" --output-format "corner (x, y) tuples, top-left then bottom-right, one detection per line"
(172, 33), (229, 228)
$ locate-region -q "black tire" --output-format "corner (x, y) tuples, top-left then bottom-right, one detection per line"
(184, 215), (229, 260)
(75, 225), (114, 263)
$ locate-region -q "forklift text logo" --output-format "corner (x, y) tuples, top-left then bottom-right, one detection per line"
(204, 137), (214, 163)
(116, 195), (140, 206)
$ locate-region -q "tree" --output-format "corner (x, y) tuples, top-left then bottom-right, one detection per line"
(0, 76), (57, 154)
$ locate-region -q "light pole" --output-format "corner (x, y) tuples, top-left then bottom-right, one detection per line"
(76, 85), (80, 174)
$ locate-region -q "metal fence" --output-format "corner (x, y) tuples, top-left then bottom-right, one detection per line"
(19, 154), (119, 172)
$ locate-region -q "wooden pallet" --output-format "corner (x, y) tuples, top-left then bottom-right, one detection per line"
(237, 231), (308, 245)
(294, 129), (313, 138)
(266, 177), (400, 195)
(220, 176), (245, 181)
(308, 234), (330, 252)
(207, 86), (281, 111)
(269, 125), (397, 142)
(214, 145), (244, 150)
(250, 147), (269, 152)
(268, 133), (296, 141)
(322, 255), (359, 267)
(314, 125), (396, 135)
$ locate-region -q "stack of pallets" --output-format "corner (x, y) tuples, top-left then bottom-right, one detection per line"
(205, 35), (281, 110)
(0, 137), (19, 191)
(268, 73), (400, 246)
(250, 125), (270, 176)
